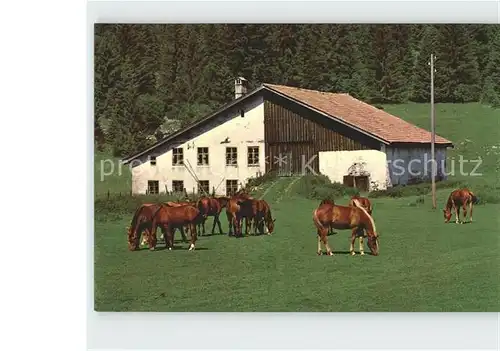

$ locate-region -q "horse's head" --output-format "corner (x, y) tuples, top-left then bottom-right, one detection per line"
(265, 218), (276, 234)
(367, 235), (379, 256)
(126, 226), (138, 251)
(443, 208), (452, 223)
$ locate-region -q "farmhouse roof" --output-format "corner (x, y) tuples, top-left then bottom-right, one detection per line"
(264, 84), (453, 145)
(122, 83), (453, 164)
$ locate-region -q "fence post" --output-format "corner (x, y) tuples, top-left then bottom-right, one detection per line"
(107, 190), (110, 200)
(212, 186), (215, 197)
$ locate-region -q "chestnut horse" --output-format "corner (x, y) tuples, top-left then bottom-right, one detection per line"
(312, 199), (379, 256)
(443, 188), (479, 224)
(196, 196), (229, 235)
(226, 193), (254, 237)
(251, 199), (276, 235)
(127, 203), (164, 251)
(150, 204), (204, 251)
(135, 201), (191, 246)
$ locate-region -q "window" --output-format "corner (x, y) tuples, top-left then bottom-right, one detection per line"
(147, 180), (159, 194)
(149, 155), (157, 166)
(226, 179), (239, 196)
(172, 148), (184, 166)
(197, 180), (210, 195)
(226, 147), (238, 166)
(172, 180), (184, 193)
(248, 146), (259, 166)
(197, 147), (209, 166)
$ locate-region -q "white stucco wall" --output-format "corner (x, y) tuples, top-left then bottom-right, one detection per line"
(318, 150), (389, 191)
(130, 95), (266, 196)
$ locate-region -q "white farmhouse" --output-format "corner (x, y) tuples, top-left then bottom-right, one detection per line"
(122, 79), (453, 195)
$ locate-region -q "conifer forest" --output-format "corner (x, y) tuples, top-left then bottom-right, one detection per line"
(94, 24), (500, 157)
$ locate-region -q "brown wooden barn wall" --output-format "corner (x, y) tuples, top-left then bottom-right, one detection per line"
(263, 93), (380, 175)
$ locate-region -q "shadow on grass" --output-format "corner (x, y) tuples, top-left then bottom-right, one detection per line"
(197, 232), (226, 237)
(318, 250), (376, 256)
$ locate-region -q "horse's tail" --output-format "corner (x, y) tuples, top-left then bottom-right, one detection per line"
(469, 191), (479, 205)
(312, 208), (325, 232)
(351, 199), (377, 236)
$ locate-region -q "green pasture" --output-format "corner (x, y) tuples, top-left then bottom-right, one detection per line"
(93, 103), (500, 312)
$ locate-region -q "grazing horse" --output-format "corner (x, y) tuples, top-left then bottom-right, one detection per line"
(226, 193), (254, 237)
(127, 203), (174, 251)
(163, 201), (196, 238)
(150, 204), (204, 251)
(251, 199), (276, 235)
(135, 201), (191, 246)
(443, 188), (479, 224)
(312, 199), (379, 256)
(196, 196), (229, 235)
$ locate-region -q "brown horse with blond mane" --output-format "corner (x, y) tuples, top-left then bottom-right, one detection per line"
(312, 198), (379, 256)
(443, 188), (479, 224)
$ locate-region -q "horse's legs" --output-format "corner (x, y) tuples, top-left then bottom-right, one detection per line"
(320, 228), (333, 256)
(317, 234), (322, 255)
(140, 230), (148, 246)
(202, 217), (207, 235)
(179, 226), (188, 243)
(226, 212), (233, 236)
(245, 217), (251, 236)
(469, 202), (473, 222)
(188, 224), (197, 251)
(236, 216), (242, 237)
(166, 226), (174, 250)
(211, 214), (218, 235)
(453, 202), (460, 224)
(462, 201), (468, 223)
(358, 235), (365, 256)
(215, 213), (224, 234)
(349, 229), (357, 255)
(147, 224), (158, 251)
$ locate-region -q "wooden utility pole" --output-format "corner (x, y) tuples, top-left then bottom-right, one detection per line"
(430, 53), (437, 209)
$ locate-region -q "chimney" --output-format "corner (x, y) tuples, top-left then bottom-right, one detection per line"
(234, 77), (248, 99)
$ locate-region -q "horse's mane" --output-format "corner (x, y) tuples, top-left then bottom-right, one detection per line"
(264, 201), (273, 222)
(130, 204), (146, 230)
(351, 199), (377, 235)
(445, 192), (455, 210)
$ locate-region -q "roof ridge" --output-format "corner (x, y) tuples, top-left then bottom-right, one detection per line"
(264, 83), (350, 96)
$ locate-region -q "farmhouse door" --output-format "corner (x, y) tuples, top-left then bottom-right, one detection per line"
(267, 144), (293, 176)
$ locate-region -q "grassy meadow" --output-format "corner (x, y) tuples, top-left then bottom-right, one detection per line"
(93, 103), (500, 312)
